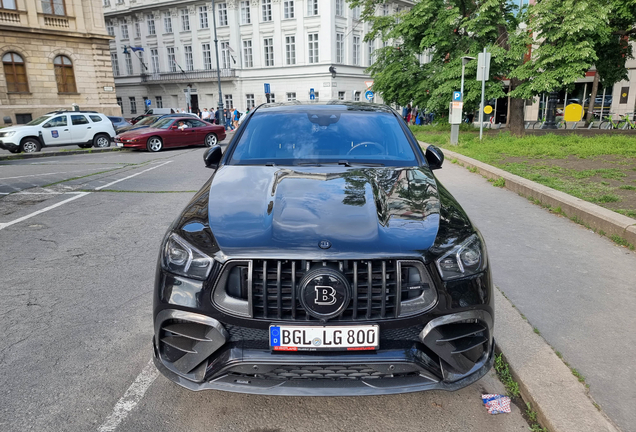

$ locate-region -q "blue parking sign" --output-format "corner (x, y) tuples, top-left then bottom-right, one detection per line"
(264, 83), (270, 94)
(145, 98), (152, 106)
(453, 91), (462, 102)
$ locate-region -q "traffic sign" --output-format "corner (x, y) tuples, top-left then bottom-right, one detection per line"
(264, 83), (270, 94)
(477, 52), (491, 81)
(453, 91), (462, 102)
(310, 88), (315, 100)
(145, 99), (151, 106)
(365, 90), (374, 101)
(364, 80), (374, 89)
(484, 105), (493, 114)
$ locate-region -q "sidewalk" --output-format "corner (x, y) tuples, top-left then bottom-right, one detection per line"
(434, 155), (635, 432)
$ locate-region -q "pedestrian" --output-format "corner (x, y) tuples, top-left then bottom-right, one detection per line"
(411, 107), (418, 125)
(201, 108), (211, 121)
(214, 107), (222, 125)
(232, 107), (240, 129)
(224, 108), (232, 130)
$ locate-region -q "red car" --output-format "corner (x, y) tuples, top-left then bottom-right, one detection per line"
(114, 117), (226, 152)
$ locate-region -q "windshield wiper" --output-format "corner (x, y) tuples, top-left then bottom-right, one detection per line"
(337, 160), (385, 167)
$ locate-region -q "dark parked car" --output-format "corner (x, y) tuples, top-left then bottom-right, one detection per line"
(108, 116), (131, 132)
(153, 102), (493, 396)
(117, 113), (198, 134)
(114, 117), (225, 152)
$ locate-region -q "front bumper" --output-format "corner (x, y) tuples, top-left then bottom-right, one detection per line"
(153, 309), (494, 396)
(0, 140), (18, 151)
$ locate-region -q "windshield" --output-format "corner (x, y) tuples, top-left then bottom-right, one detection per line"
(229, 110), (418, 166)
(151, 118), (175, 129)
(136, 115), (161, 126)
(27, 115), (52, 126)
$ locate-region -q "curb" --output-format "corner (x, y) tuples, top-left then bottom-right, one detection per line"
(494, 289), (620, 432)
(418, 142), (636, 247)
(0, 146), (127, 161)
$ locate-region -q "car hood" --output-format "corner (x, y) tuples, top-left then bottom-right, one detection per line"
(117, 124), (148, 133)
(0, 125), (37, 134)
(118, 128), (160, 139)
(207, 165), (441, 258)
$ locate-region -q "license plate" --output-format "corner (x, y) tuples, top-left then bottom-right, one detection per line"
(270, 325), (379, 352)
(116, 142), (124, 148)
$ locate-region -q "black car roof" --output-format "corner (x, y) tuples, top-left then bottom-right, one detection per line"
(254, 101), (396, 114)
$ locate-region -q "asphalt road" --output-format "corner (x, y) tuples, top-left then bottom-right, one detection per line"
(0, 147), (530, 431)
(435, 162), (636, 432)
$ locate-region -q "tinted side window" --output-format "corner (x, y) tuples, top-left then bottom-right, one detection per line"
(191, 120), (206, 127)
(71, 115), (89, 125)
(89, 115), (102, 122)
(44, 116), (67, 127)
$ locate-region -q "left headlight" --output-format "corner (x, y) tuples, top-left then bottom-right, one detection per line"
(162, 233), (214, 280)
(435, 233), (487, 280)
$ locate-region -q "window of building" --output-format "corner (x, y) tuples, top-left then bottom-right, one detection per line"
(261, 0), (271, 22)
(246, 94), (255, 109)
(150, 48), (159, 73)
(308, 33), (319, 63)
(285, 35), (295, 65)
(283, 0), (294, 19)
(41, 0), (65, 16)
(240, 1), (250, 24)
(184, 45), (193, 71)
(3, 52), (28, 93)
(15, 113), (32, 124)
(352, 5), (360, 20)
(242, 40), (253, 68)
(124, 52), (133, 75)
(354, 91), (361, 101)
(53, 55), (76, 93)
(353, 35), (360, 65)
(134, 18), (141, 38)
(335, 0), (344, 16)
(0, 0), (17, 9)
(116, 97), (122, 110)
(269, 93), (275, 103)
(167, 47), (176, 72)
(107, 21), (115, 36)
(71, 115), (89, 125)
(336, 33), (344, 64)
(217, 3), (228, 26)
(121, 23), (129, 39)
(202, 43), (212, 70)
(199, 6), (209, 28)
(368, 40), (375, 66)
(382, 4), (389, 15)
(180, 9), (190, 31)
(155, 96), (163, 108)
(286, 92), (296, 101)
(264, 37), (274, 66)
(163, 12), (172, 33)
(306, 0), (318, 16)
(146, 14), (155, 35)
(338, 91), (345, 100)
(111, 52), (120, 76)
(225, 94), (233, 109)
(311, 90), (319, 101)
(129, 96), (137, 114)
(221, 41), (230, 69)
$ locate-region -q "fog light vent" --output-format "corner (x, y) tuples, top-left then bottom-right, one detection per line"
(422, 322), (488, 375)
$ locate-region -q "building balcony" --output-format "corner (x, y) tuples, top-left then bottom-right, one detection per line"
(141, 69), (236, 83)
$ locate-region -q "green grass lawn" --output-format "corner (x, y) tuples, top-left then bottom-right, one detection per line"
(411, 126), (636, 218)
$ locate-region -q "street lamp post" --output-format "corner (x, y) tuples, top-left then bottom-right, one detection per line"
(460, 56), (475, 103)
(451, 56), (476, 145)
(211, 0), (224, 125)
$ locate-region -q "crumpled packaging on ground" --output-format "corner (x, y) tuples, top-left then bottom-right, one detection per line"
(481, 394), (511, 414)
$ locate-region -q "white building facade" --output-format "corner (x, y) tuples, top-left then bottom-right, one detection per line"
(103, 0), (406, 116)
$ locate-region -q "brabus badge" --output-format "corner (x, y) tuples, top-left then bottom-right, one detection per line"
(318, 240), (331, 249)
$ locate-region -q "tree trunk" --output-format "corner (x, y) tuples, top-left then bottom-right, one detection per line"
(509, 78), (525, 137)
(585, 71), (600, 125)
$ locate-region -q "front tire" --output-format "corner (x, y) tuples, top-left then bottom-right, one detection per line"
(204, 133), (218, 147)
(20, 138), (41, 153)
(78, 144), (92, 149)
(146, 136), (163, 152)
(8, 147), (20, 154)
(93, 133), (111, 148)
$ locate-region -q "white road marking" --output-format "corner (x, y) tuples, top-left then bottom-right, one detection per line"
(97, 359), (159, 432)
(95, 160), (173, 191)
(0, 192), (90, 231)
(0, 171), (73, 180)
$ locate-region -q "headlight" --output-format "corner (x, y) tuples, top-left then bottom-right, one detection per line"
(435, 233), (487, 280)
(0, 131), (16, 137)
(162, 233), (214, 280)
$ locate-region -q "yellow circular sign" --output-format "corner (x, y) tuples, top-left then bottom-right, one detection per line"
(484, 105), (493, 114)
(622, 93), (628, 98)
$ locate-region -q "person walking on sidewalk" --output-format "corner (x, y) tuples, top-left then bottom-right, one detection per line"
(224, 108), (232, 130)
(232, 107), (240, 129)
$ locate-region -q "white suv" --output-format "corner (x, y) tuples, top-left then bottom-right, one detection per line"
(0, 111), (116, 154)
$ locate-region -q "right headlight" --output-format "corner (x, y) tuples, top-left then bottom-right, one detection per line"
(435, 233), (487, 280)
(162, 233), (214, 280)
(0, 131), (16, 137)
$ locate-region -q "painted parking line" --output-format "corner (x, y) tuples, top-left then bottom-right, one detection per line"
(0, 192), (90, 231)
(95, 160), (173, 191)
(97, 359), (159, 432)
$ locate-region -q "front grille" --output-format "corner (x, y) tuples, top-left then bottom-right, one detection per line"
(228, 364), (419, 381)
(246, 259), (428, 321)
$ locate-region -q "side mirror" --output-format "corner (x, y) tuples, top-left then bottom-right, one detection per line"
(204, 145), (223, 168)
(425, 145), (444, 170)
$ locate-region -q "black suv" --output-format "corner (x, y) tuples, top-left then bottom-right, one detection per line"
(153, 102), (494, 396)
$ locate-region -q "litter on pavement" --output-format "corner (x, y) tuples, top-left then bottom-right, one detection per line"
(481, 394), (511, 414)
